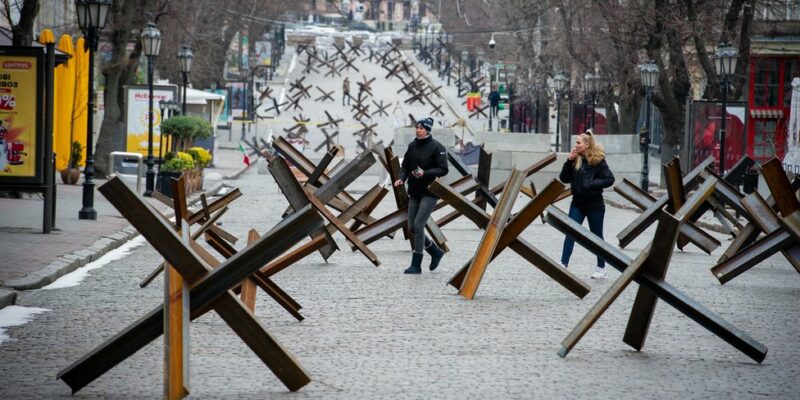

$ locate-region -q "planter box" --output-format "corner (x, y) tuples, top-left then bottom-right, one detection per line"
(157, 171), (183, 198)
(157, 169), (204, 198)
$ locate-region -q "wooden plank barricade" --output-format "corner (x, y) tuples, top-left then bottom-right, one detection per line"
(546, 162), (768, 363)
(429, 176), (591, 300)
(711, 158), (800, 283)
(56, 177), (323, 394)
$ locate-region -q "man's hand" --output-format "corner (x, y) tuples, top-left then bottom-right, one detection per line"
(393, 179), (404, 187)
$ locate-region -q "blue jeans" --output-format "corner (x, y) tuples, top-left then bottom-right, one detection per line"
(408, 196), (437, 254)
(560, 205), (605, 269)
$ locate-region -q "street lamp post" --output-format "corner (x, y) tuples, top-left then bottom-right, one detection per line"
(177, 45), (193, 115)
(550, 71), (568, 152)
(446, 33), (453, 85)
(638, 60), (659, 191)
(141, 21), (162, 197)
(714, 42), (738, 174)
(459, 50), (468, 94)
(585, 72), (601, 129)
(75, 0), (111, 220)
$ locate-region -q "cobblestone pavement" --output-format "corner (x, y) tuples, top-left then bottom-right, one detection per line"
(0, 162), (798, 399)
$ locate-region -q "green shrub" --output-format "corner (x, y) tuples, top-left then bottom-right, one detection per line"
(160, 115), (213, 141)
(68, 140), (83, 169)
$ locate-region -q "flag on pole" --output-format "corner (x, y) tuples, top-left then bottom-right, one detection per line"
(238, 142), (251, 166)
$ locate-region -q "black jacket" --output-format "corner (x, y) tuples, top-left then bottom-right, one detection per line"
(559, 157), (615, 211)
(399, 135), (449, 198)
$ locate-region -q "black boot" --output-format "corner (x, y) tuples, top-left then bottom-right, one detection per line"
(404, 252), (423, 274)
(425, 242), (445, 271)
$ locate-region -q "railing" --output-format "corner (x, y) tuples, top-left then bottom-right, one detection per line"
(108, 152), (144, 193)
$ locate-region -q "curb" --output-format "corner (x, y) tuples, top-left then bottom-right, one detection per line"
(4, 226), (139, 290)
(1, 182), (231, 296)
(224, 163), (251, 180)
(0, 288), (17, 309)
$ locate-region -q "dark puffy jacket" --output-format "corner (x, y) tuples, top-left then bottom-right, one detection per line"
(559, 157), (615, 211)
(398, 135), (449, 198)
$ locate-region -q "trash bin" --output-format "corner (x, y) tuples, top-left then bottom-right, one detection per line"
(742, 168), (759, 194)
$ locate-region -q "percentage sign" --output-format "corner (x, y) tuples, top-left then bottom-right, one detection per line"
(0, 95), (12, 110)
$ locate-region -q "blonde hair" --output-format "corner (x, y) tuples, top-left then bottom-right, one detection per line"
(574, 130), (606, 170)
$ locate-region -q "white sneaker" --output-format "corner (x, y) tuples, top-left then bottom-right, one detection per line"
(591, 267), (606, 279)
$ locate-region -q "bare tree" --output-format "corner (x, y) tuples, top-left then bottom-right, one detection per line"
(2, 0), (39, 46)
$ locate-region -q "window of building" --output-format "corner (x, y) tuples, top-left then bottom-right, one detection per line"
(754, 58), (780, 107)
(753, 120), (778, 162)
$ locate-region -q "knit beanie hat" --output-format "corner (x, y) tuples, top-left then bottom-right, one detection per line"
(416, 117), (434, 133)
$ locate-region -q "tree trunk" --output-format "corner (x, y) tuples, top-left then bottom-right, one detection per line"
(10, 0), (39, 46)
(94, 1), (143, 177)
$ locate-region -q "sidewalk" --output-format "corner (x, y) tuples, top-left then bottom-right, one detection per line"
(0, 145), (249, 308)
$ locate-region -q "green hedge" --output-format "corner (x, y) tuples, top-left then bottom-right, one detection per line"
(160, 115), (213, 141)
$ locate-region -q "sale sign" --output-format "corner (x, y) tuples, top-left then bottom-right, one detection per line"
(0, 54), (40, 179)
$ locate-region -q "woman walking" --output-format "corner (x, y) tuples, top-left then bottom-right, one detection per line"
(559, 130), (615, 279)
(393, 117), (449, 274)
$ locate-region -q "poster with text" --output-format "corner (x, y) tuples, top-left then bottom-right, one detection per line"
(689, 101), (747, 171)
(226, 82), (247, 119)
(125, 86), (177, 157)
(255, 41), (272, 67)
(0, 51), (43, 184)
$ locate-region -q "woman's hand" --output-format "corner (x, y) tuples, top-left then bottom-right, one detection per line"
(567, 148), (577, 161)
(393, 179), (404, 187)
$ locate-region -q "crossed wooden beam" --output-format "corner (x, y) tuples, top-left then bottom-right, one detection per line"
(716, 166), (800, 265)
(469, 104), (489, 119)
(436, 152), (558, 228)
(138, 187), (243, 288)
(371, 99), (390, 118)
(338, 54), (359, 73)
(546, 159), (768, 363)
(283, 94), (304, 112)
(357, 75), (376, 98)
(318, 110), (343, 130)
(57, 177), (323, 394)
(430, 173), (591, 300)
(289, 77), (313, 100)
(345, 40), (363, 57)
(314, 86), (335, 102)
(614, 156), (744, 253)
(269, 151), (381, 267)
(711, 157), (800, 283)
(352, 99), (371, 121)
(325, 60), (342, 78)
(272, 136), (381, 230)
(261, 97), (287, 116)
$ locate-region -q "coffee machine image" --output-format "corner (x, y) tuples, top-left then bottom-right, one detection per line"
(6, 141), (26, 165)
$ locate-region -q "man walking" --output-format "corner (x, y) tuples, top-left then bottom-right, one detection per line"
(343, 77), (351, 106)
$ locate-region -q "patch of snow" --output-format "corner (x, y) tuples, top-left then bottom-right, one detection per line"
(0, 305), (50, 345)
(40, 235), (146, 290)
